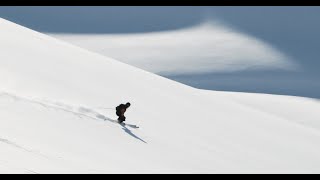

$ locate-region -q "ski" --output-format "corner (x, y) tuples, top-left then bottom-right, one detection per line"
(119, 122), (139, 129)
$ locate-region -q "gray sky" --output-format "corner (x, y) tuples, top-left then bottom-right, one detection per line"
(1, 6), (319, 98)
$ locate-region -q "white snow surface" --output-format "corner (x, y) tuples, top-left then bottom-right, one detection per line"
(0, 18), (320, 174)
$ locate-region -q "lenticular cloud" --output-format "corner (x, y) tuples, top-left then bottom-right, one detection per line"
(50, 21), (299, 75)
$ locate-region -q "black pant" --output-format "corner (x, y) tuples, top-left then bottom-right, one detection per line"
(116, 112), (126, 123)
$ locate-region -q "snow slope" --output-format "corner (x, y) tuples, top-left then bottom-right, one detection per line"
(1, 18), (320, 173)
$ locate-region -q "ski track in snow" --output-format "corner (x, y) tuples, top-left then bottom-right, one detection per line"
(0, 91), (146, 173)
(0, 136), (50, 161)
(0, 91), (144, 143)
(0, 137), (44, 174)
(0, 160), (39, 174)
(1, 92), (118, 124)
(0, 138), (29, 151)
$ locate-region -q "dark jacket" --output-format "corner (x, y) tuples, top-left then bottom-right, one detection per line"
(116, 104), (127, 116)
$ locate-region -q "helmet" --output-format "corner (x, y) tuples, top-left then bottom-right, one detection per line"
(126, 102), (131, 107)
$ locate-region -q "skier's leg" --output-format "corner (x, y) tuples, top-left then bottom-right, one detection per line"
(118, 115), (125, 123)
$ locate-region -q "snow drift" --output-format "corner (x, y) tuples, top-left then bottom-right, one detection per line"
(0, 18), (320, 174)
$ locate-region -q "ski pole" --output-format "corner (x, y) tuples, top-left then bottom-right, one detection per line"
(96, 107), (115, 110)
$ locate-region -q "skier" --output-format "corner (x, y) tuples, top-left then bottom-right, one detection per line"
(116, 102), (131, 124)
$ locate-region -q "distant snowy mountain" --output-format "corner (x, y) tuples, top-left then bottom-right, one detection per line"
(1, 18), (320, 173)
